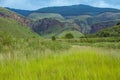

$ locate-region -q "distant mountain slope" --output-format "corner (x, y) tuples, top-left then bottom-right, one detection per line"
(68, 12), (120, 33)
(35, 4), (120, 16)
(6, 7), (32, 16)
(8, 4), (120, 17)
(6, 5), (120, 36)
(90, 21), (117, 33)
(0, 7), (39, 38)
(31, 18), (82, 38)
(28, 13), (64, 21)
(96, 23), (120, 37)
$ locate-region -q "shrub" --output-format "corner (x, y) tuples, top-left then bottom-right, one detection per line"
(116, 21), (120, 26)
(65, 33), (74, 39)
(52, 36), (56, 41)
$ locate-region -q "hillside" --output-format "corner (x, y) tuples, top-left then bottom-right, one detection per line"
(68, 12), (120, 33)
(28, 13), (64, 21)
(0, 7), (31, 26)
(7, 5), (120, 36)
(0, 7), (39, 38)
(91, 21), (117, 33)
(96, 24), (120, 37)
(6, 7), (32, 16)
(0, 17), (39, 38)
(31, 18), (82, 38)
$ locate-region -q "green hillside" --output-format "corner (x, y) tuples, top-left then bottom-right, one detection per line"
(28, 13), (64, 21)
(96, 24), (120, 37)
(0, 17), (39, 38)
(0, 7), (12, 14)
(0, 7), (39, 38)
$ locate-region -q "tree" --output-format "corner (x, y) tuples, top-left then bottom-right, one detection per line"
(52, 36), (56, 41)
(116, 21), (120, 26)
(65, 33), (74, 39)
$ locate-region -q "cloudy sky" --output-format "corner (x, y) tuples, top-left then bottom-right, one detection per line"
(0, 0), (120, 10)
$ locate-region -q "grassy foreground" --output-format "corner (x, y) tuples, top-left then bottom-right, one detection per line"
(0, 46), (120, 80)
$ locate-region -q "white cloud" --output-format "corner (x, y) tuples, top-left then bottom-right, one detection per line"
(48, 0), (79, 7)
(0, 0), (120, 10)
(92, 1), (110, 7)
(91, 0), (120, 9)
(0, 0), (40, 10)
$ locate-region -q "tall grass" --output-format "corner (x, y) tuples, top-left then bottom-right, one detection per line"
(58, 37), (120, 43)
(0, 46), (120, 80)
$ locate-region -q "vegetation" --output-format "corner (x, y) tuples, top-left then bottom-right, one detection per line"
(1, 5), (120, 80)
(0, 46), (120, 80)
(0, 17), (39, 38)
(58, 37), (120, 43)
(116, 21), (120, 25)
(96, 25), (120, 37)
(52, 36), (56, 41)
(28, 13), (64, 21)
(65, 33), (74, 39)
(58, 30), (83, 38)
(8, 5), (120, 35)
(0, 7), (12, 14)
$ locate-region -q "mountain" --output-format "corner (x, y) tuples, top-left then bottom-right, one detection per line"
(31, 18), (82, 38)
(0, 7), (31, 26)
(6, 7), (32, 16)
(72, 12), (120, 33)
(90, 21), (117, 33)
(36, 4), (120, 17)
(0, 7), (39, 38)
(8, 4), (120, 17)
(28, 13), (64, 21)
(7, 5), (120, 37)
(96, 23), (120, 37)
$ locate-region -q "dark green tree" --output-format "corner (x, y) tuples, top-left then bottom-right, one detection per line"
(116, 21), (120, 26)
(65, 33), (74, 39)
(52, 36), (56, 41)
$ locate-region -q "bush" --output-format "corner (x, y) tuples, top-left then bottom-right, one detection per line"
(52, 36), (56, 41)
(65, 33), (74, 39)
(116, 21), (120, 26)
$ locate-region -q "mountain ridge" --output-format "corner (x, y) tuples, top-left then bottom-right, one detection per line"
(7, 4), (120, 17)
(0, 7), (39, 38)
(5, 5), (120, 38)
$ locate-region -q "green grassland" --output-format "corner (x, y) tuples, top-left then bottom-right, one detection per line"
(0, 17), (39, 38)
(0, 26), (120, 80)
(0, 45), (120, 80)
(28, 13), (64, 21)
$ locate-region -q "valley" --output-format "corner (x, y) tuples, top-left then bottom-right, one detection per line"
(0, 4), (120, 80)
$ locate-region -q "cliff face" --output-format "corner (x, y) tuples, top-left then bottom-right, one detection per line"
(10, 14), (30, 26)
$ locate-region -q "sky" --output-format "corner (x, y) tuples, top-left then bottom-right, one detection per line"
(0, 0), (120, 10)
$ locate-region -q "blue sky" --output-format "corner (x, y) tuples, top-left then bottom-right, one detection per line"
(0, 0), (120, 10)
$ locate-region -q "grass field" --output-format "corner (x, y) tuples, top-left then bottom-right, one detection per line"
(0, 45), (120, 80)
